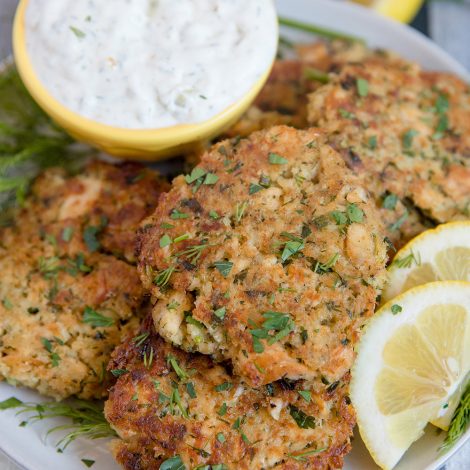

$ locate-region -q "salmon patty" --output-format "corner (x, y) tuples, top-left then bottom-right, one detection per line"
(137, 126), (387, 387)
(0, 161), (168, 399)
(105, 315), (355, 470)
(308, 59), (470, 248)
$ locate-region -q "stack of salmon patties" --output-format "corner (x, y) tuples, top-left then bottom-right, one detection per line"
(105, 126), (388, 469)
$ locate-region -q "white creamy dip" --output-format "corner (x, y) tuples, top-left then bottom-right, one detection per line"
(24, 0), (278, 129)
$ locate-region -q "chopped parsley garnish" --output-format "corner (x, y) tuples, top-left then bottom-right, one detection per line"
(213, 260), (233, 278)
(268, 153), (288, 165)
(216, 432), (226, 443)
(391, 304), (402, 315)
(184, 168), (209, 192)
(298, 390), (311, 403)
(61, 226), (74, 242)
(339, 108), (355, 119)
(356, 78), (369, 97)
(432, 92), (450, 140)
(81, 459), (95, 468)
(367, 135), (377, 149)
(170, 209), (189, 219)
(209, 210), (220, 220)
(402, 129), (419, 149)
(82, 306), (115, 327)
(214, 307), (226, 320)
(110, 369), (128, 377)
(186, 382), (197, 398)
(70, 26), (86, 38)
(167, 355), (189, 381)
(160, 455), (186, 470)
(160, 234), (172, 248)
(279, 232), (305, 263)
(204, 173), (219, 185)
(41, 337), (61, 367)
(304, 67), (329, 84)
(331, 203), (364, 226)
(249, 183), (264, 195)
(249, 311), (294, 353)
(234, 201), (248, 223)
(288, 405), (316, 429)
(218, 402), (228, 416)
(313, 253), (340, 275)
(161, 222), (175, 229)
(288, 447), (327, 461)
(346, 203), (364, 223)
(382, 193), (398, 210)
(388, 210), (408, 231)
(2, 298), (13, 310)
(215, 382), (233, 392)
(83, 226), (101, 252)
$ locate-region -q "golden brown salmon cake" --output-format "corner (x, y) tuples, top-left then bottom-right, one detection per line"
(137, 126), (387, 387)
(105, 315), (355, 470)
(224, 40), (402, 140)
(0, 161), (168, 400)
(308, 60), (470, 248)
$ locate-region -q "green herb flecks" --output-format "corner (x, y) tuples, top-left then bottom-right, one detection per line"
(288, 447), (327, 461)
(388, 210), (408, 231)
(391, 304), (402, 315)
(393, 251), (420, 269)
(160, 455), (186, 470)
(432, 93), (450, 140)
(268, 152), (288, 165)
(83, 306), (115, 327)
(304, 67), (329, 84)
(313, 253), (340, 275)
(249, 311), (294, 353)
(278, 232), (305, 263)
(167, 355), (190, 381)
(170, 209), (189, 219)
(288, 405), (316, 429)
(41, 337), (61, 367)
(278, 17), (364, 43)
(70, 26), (86, 38)
(213, 260), (233, 278)
(0, 397), (116, 450)
(81, 459), (95, 468)
(440, 381), (470, 453)
(382, 193), (398, 210)
(154, 265), (178, 287)
(356, 78), (369, 97)
(402, 129), (419, 149)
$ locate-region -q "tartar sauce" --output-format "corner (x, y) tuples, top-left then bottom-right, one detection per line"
(24, 0), (278, 129)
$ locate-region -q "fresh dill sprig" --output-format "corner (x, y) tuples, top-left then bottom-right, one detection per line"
(0, 396), (116, 450)
(0, 65), (90, 224)
(278, 17), (364, 44)
(440, 381), (470, 454)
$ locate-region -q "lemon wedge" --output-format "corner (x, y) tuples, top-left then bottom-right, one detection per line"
(350, 0), (424, 23)
(383, 222), (470, 303)
(351, 282), (470, 469)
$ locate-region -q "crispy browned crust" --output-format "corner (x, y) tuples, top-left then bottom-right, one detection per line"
(105, 316), (355, 470)
(137, 126), (387, 388)
(308, 60), (470, 248)
(224, 40), (402, 141)
(0, 162), (168, 399)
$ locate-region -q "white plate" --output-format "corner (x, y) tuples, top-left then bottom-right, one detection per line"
(0, 0), (469, 469)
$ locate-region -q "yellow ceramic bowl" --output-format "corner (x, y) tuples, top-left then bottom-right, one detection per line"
(13, 0), (276, 161)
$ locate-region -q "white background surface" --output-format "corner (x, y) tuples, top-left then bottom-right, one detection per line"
(0, 0), (468, 469)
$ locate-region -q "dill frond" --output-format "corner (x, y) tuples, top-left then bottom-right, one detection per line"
(0, 397), (116, 450)
(440, 381), (470, 453)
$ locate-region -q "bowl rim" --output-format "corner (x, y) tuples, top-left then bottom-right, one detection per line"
(13, 0), (278, 146)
